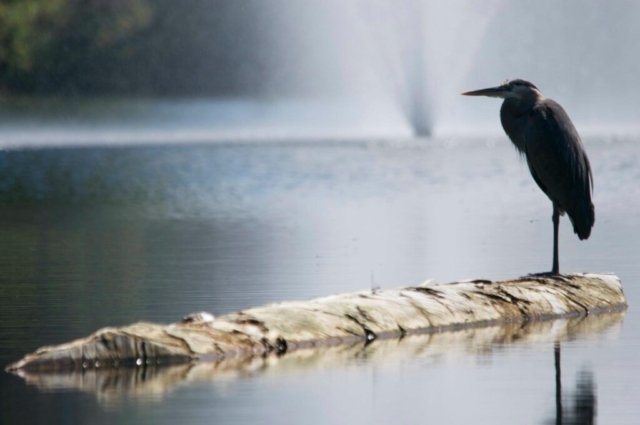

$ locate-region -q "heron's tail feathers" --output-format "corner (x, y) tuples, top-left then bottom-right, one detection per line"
(570, 200), (595, 240)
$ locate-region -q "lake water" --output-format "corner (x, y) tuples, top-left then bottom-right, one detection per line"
(0, 137), (638, 424)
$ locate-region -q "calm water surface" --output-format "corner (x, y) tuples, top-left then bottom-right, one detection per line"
(0, 138), (638, 424)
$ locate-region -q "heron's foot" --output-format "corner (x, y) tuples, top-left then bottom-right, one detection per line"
(528, 271), (563, 278)
(527, 272), (575, 285)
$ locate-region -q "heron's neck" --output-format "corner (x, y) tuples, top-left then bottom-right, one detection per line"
(504, 98), (536, 117)
(504, 91), (544, 117)
(500, 92), (543, 154)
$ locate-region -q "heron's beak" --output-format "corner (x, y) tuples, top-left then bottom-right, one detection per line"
(461, 86), (506, 98)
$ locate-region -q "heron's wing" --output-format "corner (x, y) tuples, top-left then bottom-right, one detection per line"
(523, 99), (594, 238)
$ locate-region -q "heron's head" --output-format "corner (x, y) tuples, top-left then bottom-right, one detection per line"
(462, 79), (541, 99)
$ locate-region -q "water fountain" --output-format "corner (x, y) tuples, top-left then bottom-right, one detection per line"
(2, 0), (640, 146)
(252, 0), (640, 137)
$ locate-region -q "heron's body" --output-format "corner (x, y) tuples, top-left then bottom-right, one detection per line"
(463, 79), (595, 274)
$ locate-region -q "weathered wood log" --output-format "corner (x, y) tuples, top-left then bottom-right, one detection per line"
(5, 273), (627, 373)
(10, 311), (625, 405)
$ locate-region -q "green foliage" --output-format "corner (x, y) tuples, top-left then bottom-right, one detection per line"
(0, 1), (272, 96)
(0, 0), (66, 72)
(0, 0), (153, 94)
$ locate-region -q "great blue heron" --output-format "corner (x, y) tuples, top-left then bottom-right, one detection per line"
(462, 79), (594, 274)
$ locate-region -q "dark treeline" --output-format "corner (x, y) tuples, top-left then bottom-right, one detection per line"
(0, 0), (276, 96)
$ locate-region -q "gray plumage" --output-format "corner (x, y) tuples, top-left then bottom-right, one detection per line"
(463, 79), (595, 274)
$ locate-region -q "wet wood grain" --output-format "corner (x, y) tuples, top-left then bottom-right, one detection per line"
(6, 273), (627, 372)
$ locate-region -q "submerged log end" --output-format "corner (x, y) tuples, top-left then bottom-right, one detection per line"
(5, 324), (196, 372)
(5, 272), (627, 373)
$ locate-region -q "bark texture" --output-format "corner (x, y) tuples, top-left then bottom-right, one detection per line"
(6, 273), (627, 372)
(11, 311), (624, 405)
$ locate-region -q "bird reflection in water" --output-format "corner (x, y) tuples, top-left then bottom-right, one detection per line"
(547, 342), (596, 425)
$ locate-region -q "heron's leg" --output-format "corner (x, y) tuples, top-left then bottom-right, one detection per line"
(552, 206), (560, 274)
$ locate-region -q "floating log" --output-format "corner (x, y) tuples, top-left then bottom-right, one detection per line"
(6, 273), (627, 373)
(11, 311), (625, 405)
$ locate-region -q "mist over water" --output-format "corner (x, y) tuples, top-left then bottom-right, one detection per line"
(2, 0), (640, 145)
(208, 0), (640, 137)
(259, 0), (640, 136)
